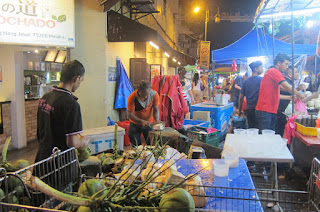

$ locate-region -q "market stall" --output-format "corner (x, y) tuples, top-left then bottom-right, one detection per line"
(292, 131), (320, 168)
(253, 0), (320, 170)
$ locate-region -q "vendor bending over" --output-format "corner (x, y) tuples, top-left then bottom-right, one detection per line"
(127, 81), (160, 146)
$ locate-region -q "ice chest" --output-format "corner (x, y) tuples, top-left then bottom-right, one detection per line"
(83, 126), (125, 154)
(190, 102), (233, 138)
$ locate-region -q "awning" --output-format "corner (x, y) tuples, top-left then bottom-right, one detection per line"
(107, 10), (196, 65)
(254, 0), (320, 23)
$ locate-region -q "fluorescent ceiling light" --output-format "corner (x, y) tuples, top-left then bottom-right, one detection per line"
(306, 20), (314, 28)
(260, 7), (320, 19)
(149, 41), (159, 49)
(173, 58), (177, 62)
(164, 52), (170, 57)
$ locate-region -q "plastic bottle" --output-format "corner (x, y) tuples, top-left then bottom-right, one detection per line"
(316, 118), (320, 128)
(107, 116), (115, 126)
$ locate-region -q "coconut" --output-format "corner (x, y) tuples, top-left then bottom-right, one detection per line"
(102, 157), (114, 173)
(77, 206), (92, 212)
(13, 159), (30, 170)
(77, 147), (91, 162)
(78, 179), (107, 197)
(159, 188), (195, 212)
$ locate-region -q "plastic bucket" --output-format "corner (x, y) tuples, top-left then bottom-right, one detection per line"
(234, 129), (246, 134)
(246, 128), (259, 135)
(262, 129), (275, 135)
(117, 121), (131, 146)
(213, 159), (229, 177)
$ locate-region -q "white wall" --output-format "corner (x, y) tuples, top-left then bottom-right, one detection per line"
(72, 0), (134, 128)
(105, 42), (134, 123)
(71, 0), (107, 129)
(0, 45), (28, 148)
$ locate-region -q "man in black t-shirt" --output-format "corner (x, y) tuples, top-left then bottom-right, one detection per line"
(231, 73), (248, 108)
(35, 60), (89, 162)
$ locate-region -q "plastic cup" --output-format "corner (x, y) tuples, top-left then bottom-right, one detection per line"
(246, 128), (259, 135)
(223, 153), (239, 168)
(234, 129), (246, 134)
(277, 138), (288, 153)
(262, 129), (275, 135)
(213, 159), (229, 177)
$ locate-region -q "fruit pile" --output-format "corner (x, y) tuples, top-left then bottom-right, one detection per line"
(0, 137), (31, 205)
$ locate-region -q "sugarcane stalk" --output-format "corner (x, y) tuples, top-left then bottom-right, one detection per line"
(1, 137), (11, 163)
(113, 124), (119, 159)
(31, 176), (91, 206)
(109, 202), (158, 210)
(98, 148), (145, 201)
(118, 146), (181, 201)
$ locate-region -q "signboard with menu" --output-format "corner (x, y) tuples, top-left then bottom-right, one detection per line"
(199, 41), (211, 70)
(0, 0), (75, 47)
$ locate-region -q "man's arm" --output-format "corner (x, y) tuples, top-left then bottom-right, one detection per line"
(153, 105), (159, 122)
(128, 111), (149, 127)
(280, 81), (303, 99)
(234, 84), (241, 90)
(66, 134), (89, 149)
(280, 94), (292, 100)
(188, 89), (195, 104)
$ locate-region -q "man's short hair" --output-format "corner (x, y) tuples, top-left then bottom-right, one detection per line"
(274, 53), (290, 65)
(249, 60), (263, 72)
(60, 60), (85, 83)
(137, 81), (151, 93)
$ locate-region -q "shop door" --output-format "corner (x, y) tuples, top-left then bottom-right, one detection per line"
(130, 58), (150, 89)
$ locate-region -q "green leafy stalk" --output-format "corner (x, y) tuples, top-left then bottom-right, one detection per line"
(32, 176), (91, 206)
(1, 137), (11, 163)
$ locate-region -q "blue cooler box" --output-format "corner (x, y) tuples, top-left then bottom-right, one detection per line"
(190, 102), (234, 138)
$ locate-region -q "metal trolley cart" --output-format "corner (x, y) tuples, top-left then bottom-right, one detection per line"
(0, 148), (319, 211)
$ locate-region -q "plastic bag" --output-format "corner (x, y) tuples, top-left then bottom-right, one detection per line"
(294, 99), (308, 115)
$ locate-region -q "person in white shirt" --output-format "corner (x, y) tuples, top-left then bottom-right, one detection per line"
(179, 68), (195, 108)
(192, 72), (203, 104)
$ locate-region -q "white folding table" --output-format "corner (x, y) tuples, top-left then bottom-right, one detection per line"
(223, 134), (294, 190)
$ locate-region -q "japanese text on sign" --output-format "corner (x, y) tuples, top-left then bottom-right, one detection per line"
(0, 0), (75, 47)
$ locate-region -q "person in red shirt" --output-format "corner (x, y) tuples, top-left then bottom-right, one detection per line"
(127, 81), (160, 145)
(255, 53), (303, 132)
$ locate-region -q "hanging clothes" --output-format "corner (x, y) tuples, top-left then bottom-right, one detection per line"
(168, 75), (188, 129)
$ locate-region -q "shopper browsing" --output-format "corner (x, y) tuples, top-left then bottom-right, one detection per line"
(255, 53), (303, 132)
(35, 60), (89, 162)
(179, 68), (195, 107)
(192, 72), (203, 104)
(238, 61), (264, 128)
(230, 73), (248, 109)
(127, 81), (160, 146)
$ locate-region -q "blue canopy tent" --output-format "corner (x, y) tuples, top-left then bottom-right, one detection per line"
(212, 28), (317, 63)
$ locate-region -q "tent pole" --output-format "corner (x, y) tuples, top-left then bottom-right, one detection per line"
(291, 0), (295, 115)
(272, 14), (275, 59)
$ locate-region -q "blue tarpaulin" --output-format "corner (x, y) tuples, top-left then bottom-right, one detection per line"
(114, 58), (134, 109)
(212, 28), (317, 63)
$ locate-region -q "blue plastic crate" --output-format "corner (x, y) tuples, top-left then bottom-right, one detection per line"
(183, 119), (210, 128)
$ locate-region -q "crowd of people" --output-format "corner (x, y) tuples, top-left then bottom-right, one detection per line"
(233, 53), (319, 135)
(177, 53), (319, 137)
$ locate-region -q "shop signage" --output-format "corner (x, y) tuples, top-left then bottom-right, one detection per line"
(199, 41), (211, 70)
(108, 67), (117, 82)
(0, 0), (75, 47)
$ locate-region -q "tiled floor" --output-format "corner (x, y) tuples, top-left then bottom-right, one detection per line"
(7, 140), (39, 164)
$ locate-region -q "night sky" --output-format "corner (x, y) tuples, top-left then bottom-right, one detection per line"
(180, 0), (261, 49)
